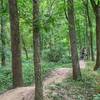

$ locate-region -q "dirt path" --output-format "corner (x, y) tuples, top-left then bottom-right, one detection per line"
(0, 60), (85, 100)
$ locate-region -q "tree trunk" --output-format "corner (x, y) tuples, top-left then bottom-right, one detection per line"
(21, 36), (29, 59)
(84, 0), (94, 61)
(33, 0), (43, 100)
(85, 10), (90, 60)
(77, 22), (82, 50)
(0, 0), (6, 66)
(90, 27), (94, 61)
(86, 1), (94, 61)
(83, 0), (91, 60)
(8, 0), (23, 88)
(94, 7), (100, 70)
(67, 0), (81, 80)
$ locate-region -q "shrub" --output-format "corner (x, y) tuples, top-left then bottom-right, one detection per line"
(47, 48), (62, 62)
(42, 46), (71, 63)
(0, 67), (12, 92)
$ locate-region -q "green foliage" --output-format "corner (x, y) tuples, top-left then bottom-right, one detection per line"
(59, 54), (71, 64)
(0, 67), (12, 92)
(47, 48), (62, 62)
(0, 55), (70, 92)
(42, 36), (71, 63)
(42, 47), (71, 63)
(22, 60), (34, 85)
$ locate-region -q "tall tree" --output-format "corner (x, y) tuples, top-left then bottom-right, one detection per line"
(8, 0), (23, 87)
(86, 0), (94, 61)
(0, 0), (6, 66)
(67, 0), (81, 80)
(90, 0), (100, 70)
(83, 0), (94, 61)
(85, 4), (90, 60)
(81, 0), (90, 60)
(33, 0), (43, 100)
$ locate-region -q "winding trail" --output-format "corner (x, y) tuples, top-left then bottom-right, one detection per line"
(0, 60), (85, 100)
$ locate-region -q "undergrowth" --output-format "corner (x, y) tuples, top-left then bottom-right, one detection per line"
(0, 59), (70, 93)
(46, 61), (100, 100)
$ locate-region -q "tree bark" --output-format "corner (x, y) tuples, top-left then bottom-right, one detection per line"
(90, 0), (100, 70)
(94, 7), (100, 70)
(77, 22), (82, 50)
(8, 0), (23, 88)
(33, 0), (43, 100)
(85, 9), (90, 60)
(82, 0), (91, 60)
(67, 0), (81, 80)
(86, 0), (94, 61)
(0, 0), (6, 66)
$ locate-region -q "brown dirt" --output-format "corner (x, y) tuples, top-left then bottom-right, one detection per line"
(0, 60), (85, 100)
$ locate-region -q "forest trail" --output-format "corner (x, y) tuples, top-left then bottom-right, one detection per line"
(0, 60), (85, 100)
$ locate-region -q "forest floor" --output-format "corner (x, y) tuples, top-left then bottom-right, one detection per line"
(0, 60), (85, 100)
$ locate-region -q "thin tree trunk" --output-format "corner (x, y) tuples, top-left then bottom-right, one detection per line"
(86, 0), (94, 61)
(82, 0), (91, 60)
(94, 7), (100, 70)
(33, 0), (43, 100)
(21, 36), (29, 59)
(67, 0), (81, 80)
(8, 0), (23, 88)
(90, 0), (100, 70)
(85, 7), (90, 60)
(0, 0), (6, 66)
(77, 22), (82, 50)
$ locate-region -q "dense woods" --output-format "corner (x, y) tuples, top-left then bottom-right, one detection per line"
(0, 0), (100, 100)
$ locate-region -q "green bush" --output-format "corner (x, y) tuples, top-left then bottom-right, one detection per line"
(22, 60), (34, 85)
(42, 46), (71, 63)
(59, 54), (71, 64)
(0, 67), (12, 92)
(47, 48), (62, 62)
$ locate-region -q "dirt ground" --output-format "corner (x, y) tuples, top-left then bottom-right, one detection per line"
(0, 60), (85, 100)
